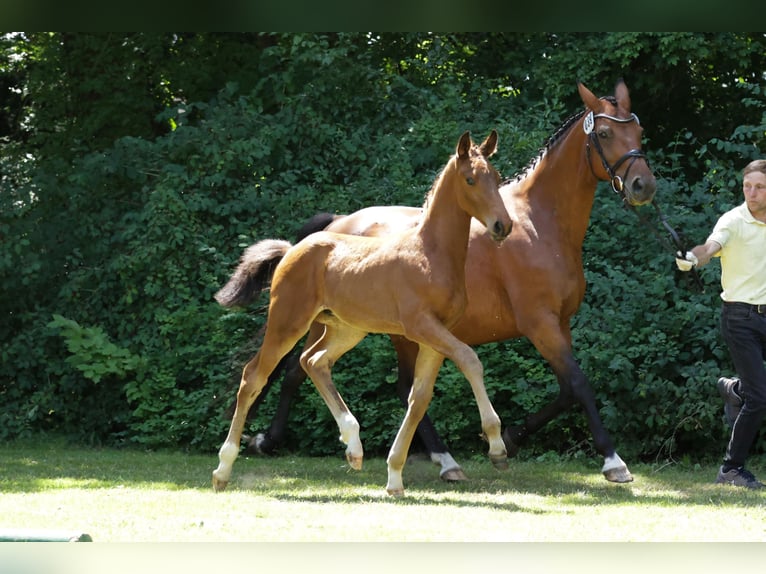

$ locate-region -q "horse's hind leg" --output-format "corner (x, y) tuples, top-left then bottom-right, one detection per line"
(213, 322), (313, 491)
(391, 335), (466, 481)
(213, 350), (275, 491)
(247, 347), (309, 454)
(300, 323), (367, 470)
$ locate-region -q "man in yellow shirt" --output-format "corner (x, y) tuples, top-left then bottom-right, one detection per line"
(676, 159), (766, 489)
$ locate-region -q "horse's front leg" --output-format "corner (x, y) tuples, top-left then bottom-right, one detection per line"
(447, 342), (507, 469)
(386, 346), (444, 496)
(407, 319), (507, 472)
(390, 335), (466, 481)
(502, 344), (632, 483)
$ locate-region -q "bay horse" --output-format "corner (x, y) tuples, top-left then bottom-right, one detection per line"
(213, 131), (513, 495)
(233, 79), (657, 483)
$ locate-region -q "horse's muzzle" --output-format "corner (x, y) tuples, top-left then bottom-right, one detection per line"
(625, 175), (657, 206)
(490, 220), (512, 243)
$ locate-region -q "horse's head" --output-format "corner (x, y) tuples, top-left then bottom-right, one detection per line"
(578, 80), (657, 206)
(455, 130), (512, 242)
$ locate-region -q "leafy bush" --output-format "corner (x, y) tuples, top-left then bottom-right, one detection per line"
(2, 33), (766, 464)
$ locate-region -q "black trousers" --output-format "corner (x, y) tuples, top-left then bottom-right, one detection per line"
(720, 302), (766, 468)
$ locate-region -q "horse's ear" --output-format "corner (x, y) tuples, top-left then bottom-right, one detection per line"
(457, 131), (472, 159)
(577, 81), (601, 112)
(479, 130), (498, 158)
(614, 79), (630, 112)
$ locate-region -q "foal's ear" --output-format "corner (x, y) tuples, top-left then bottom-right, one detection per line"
(457, 131), (472, 159)
(479, 130), (498, 158)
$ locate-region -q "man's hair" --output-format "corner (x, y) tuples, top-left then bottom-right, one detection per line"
(742, 159), (766, 177)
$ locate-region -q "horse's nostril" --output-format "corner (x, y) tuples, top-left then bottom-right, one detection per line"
(492, 220), (510, 240)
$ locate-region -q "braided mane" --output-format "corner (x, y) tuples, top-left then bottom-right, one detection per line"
(504, 95), (618, 185)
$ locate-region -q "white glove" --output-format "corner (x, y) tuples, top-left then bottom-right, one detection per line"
(675, 251), (698, 272)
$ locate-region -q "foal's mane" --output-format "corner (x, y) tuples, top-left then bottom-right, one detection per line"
(505, 95), (618, 185)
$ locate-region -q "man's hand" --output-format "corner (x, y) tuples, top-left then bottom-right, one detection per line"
(675, 251), (698, 272)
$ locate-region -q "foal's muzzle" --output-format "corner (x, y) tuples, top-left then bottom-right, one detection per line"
(490, 219), (512, 243)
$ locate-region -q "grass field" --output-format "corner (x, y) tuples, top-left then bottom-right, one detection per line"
(1, 440), (764, 545)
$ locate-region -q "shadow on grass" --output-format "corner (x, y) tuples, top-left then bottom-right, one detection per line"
(2, 442), (763, 513)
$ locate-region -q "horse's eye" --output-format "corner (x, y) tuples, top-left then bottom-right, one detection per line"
(466, 177), (475, 186)
(597, 129), (609, 139)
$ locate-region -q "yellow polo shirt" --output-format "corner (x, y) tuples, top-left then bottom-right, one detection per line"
(708, 202), (766, 304)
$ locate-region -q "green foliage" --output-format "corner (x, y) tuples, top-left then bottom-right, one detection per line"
(47, 314), (143, 383)
(3, 33), (766, 465)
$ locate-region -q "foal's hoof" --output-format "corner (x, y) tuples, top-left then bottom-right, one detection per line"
(386, 487), (405, 497)
(212, 475), (229, 492)
(440, 468), (468, 482)
(603, 466), (634, 483)
(489, 454), (509, 471)
(346, 453), (363, 471)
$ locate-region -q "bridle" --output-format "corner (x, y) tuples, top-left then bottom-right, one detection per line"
(584, 109), (705, 292)
(584, 110), (646, 197)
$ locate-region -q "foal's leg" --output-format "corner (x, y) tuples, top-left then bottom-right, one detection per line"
(385, 320), (507, 496)
(406, 318), (506, 468)
(213, 349), (283, 491)
(391, 335), (466, 481)
(213, 321), (315, 491)
(248, 326), (324, 454)
(300, 323), (367, 470)
(386, 345), (444, 496)
(246, 349), (306, 454)
(442, 339), (507, 468)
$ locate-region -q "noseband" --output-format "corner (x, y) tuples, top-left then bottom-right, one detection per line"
(584, 111), (646, 198)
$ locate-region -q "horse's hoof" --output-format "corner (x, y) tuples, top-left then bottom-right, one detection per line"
(603, 466), (634, 483)
(489, 454), (509, 471)
(212, 475), (229, 492)
(346, 453), (363, 471)
(386, 487), (405, 497)
(501, 427), (523, 458)
(244, 433), (274, 455)
(440, 468), (468, 482)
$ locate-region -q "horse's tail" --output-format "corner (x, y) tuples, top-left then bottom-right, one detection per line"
(294, 212), (342, 242)
(214, 239), (293, 308)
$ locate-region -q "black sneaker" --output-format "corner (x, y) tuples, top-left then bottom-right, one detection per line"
(717, 377), (742, 427)
(715, 466), (765, 489)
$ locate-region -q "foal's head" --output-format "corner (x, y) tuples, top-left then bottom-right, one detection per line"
(452, 130), (512, 242)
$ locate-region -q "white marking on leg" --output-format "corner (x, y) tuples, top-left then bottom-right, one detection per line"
(386, 462), (404, 496)
(212, 440), (239, 484)
(602, 453), (626, 473)
(338, 413), (361, 451)
(338, 412), (363, 469)
(253, 433), (267, 454)
(431, 452), (462, 476)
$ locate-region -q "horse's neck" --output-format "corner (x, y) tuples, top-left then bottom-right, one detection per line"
(416, 180), (472, 268)
(522, 132), (597, 249)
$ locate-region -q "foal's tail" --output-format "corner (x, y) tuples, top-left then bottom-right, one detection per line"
(214, 239), (293, 308)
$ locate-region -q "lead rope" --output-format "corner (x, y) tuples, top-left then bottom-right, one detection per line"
(622, 199), (705, 292)
(582, 110), (704, 292)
